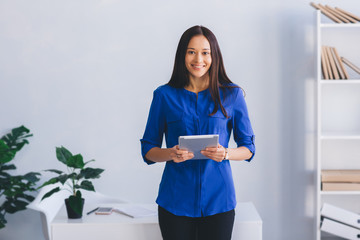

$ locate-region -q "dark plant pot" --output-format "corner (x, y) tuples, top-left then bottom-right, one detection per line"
(65, 198), (85, 219)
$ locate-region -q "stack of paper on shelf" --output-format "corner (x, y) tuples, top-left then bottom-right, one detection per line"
(321, 203), (360, 239)
(322, 170), (360, 191)
(310, 3), (360, 23)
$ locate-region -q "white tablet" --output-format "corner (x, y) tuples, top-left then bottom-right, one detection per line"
(178, 134), (219, 160)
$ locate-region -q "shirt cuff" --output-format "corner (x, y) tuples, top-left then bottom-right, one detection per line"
(236, 135), (255, 162)
(140, 139), (161, 165)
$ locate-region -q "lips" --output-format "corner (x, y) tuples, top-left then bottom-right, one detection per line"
(191, 64), (205, 69)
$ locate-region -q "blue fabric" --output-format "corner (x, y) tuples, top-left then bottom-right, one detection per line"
(140, 84), (255, 217)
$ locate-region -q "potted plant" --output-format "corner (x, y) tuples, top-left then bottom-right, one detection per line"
(0, 126), (40, 228)
(39, 146), (104, 219)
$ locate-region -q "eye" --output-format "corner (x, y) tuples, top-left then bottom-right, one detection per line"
(188, 50), (195, 54)
(203, 52), (210, 55)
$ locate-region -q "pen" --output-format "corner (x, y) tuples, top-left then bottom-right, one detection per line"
(87, 207), (99, 215)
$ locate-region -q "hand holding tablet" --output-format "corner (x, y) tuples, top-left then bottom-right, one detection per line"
(178, 134), (219, 160)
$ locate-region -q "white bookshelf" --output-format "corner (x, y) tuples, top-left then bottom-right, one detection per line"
(315, 10), (360, 240)
(320, 79), (360, 84)
(320, 134), (360, 140)
(320, 23), (360, 28)
(321, 191), (360, 196)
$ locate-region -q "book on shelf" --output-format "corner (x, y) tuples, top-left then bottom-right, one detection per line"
(332, 47), (349, 79)
(321, 218), (360, 239)
(328, 47), (340, 79)
(322, 46), (333, 79)
(322, 46), (337, 79)
(330, 47), (345, 79)
(311, 3), (342, 23)
(342, 57), (360, 75)
(322, 170), (360, 182)
(321, 46), (350, 80)
(322, 182), (360, 191)
(324, 5), (350, 23)
(310, 2), (360, 23)
(321, 203), (360, 229)
(332, 6), (358, 23)
(321, 46), (329, 79)
(335, 7), (360, 22)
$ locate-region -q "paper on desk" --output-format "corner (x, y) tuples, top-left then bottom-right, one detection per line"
(113, 205), (157, 218)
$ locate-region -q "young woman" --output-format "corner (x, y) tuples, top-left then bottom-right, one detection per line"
(140, 25), (255, 240)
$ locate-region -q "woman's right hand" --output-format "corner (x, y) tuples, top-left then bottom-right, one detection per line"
(170, 145), (194, 163)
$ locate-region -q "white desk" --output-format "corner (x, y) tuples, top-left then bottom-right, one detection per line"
(233, 202), (262, 240)
(51, 202), (262, 240)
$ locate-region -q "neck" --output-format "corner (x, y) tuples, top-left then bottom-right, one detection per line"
(186, 75), (209, 93)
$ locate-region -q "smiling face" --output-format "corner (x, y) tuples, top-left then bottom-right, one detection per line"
(185, 35), (212, 81)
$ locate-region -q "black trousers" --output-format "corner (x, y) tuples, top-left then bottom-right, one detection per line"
(158, 206), (235, 240)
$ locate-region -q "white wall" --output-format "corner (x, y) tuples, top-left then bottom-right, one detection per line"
(1, 0), (359, 239)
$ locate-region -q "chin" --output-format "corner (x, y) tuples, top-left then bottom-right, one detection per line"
(190, 72), (207, 79)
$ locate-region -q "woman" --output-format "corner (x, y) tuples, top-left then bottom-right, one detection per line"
(140, 25), (255, 240)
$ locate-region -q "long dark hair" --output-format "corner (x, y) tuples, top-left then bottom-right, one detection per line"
(168, 25), (240, 118)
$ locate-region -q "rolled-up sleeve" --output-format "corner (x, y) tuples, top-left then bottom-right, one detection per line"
(140, 89), (166, 165)
(232, 89), (255, 162)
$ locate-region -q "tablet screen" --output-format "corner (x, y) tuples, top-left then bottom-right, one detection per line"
(178, 134), (219, 160)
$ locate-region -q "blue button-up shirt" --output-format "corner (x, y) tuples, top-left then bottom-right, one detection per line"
(140, 84), (255, 217)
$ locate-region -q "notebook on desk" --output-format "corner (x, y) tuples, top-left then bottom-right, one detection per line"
(113, 205), (157, 218)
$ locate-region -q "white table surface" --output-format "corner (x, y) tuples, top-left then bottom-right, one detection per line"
(51, 202), (262, 240)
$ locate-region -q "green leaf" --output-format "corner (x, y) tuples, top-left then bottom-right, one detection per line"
(17, 193), (35, 202)
(67, 154), (84, 169)
(15, 142), (26, 152)
(41, 187), (61, 201)
(2, 198), (29, 213)
(77, 180), (95, 191)
(10, 200), (28, 212)
(0, 213), (6, 229)
(38, 177), (59, 189)
(0, 125), (38, 228)
(56, 174), (68, 184)
(18, 134), (33, 139)
(44, 169), (64, 174)
(0, 171), (11, 178)
(0, 164), (16, 171)
(84, 159), (95, 166)
(2, 200), (17, 213)
(0, 140), (9, 150)
(0, 222), (5, 229)
(6, 126), (32, 152)
(56, 146), (73, 165)
(11, 126), (30, 138)
(22, 172), (41, 183)
(75, 190), (82, 198)
(58, 173), (76, 184)
(0, 140), (16, 164)
(79, 168), (104, 179)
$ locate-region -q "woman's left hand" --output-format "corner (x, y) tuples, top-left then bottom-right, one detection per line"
(200, 144), (226, 162)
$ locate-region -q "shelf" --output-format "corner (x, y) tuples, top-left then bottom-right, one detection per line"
(316, 10), (360, 240)
(321, 23), (360, 28)
(321, 191), (360, 195)
(320, 79), (360, 84)
(320, 133), (360, 140)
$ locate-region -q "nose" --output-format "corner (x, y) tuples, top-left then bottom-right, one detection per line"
(195, 53), (203, 62)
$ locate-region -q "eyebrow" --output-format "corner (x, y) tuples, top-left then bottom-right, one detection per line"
(187, 47), (210, 50)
